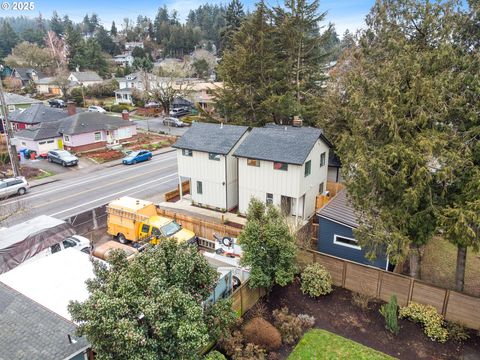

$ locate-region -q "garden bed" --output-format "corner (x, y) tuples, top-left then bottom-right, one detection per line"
(263, 280), (479, 360)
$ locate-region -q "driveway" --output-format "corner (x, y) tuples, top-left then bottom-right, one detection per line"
(20, 157), (94, 175)
(135, 117), (189, 136)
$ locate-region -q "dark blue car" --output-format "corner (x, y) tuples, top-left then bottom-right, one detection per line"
(122, 150), (152, 165)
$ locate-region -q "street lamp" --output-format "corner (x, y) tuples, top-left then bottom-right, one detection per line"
(0, 65), (21, 177)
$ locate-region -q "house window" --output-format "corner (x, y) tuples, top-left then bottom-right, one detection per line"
(64, 135), (70, 142)
(266, 193), (273, 205)
(320, 152), (326, 167)
(273, 162), (288, 171)
(319, 182), (324, 194)
(208, 153), (221, 161)
(7, 105), (15, 112)
(39, 141), (46, 145)
(304, 160), (311, 177)
(94, 132), (101, 141)
(182, 149), (192, 157)
(197, 181), (203, 195)
(21, 141), (26, 146)
(47, 140), (54, 144)
(333, 234), (361, 250)
(247, 159), (260, 167)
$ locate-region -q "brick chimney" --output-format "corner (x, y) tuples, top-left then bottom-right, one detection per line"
(292, 116), (303, 127)
(121, 110), (130, 121)
(67, 101), (76, 116)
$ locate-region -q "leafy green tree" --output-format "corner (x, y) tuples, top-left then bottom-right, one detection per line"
(319, 0), (475, 279)
(95, 27), (118, 55)
(69, 239), (236, 360)
(192, 58), (210, 79)
(239, 198), (297, 290)
(221, 0), (245, 52)
(132, 46), (146, 59)
(65, 23), (85, 70)
(20, 27), (45, 45)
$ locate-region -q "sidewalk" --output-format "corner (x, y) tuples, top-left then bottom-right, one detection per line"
(29, 147), (176, 188)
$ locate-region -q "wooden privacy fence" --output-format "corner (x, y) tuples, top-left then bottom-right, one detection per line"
(156, 208), (242, 240)
(164, 181), (190, 202)
(316, 182), (345, 209)
(231, 280), (266, 316)
(297, 248), (480, 330)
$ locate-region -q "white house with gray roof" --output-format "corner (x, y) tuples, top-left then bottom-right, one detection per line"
(233, 124), (332, 220)
(172, 123), (249, 211)
(68, 71), (103, 87)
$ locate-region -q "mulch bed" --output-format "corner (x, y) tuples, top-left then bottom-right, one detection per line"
(263, 279), (480, 360)
(0, 165), (42, 179)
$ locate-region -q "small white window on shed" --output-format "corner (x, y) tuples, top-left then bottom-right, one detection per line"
(94, 132), (102, 141)
(266, 193), (273, 205)
(333, 235), (361, 250)
(197, 181), (203, 195)
(247, 159), (260, 167)
(208, 153), (221, 161)
(182, 149), (193, 157)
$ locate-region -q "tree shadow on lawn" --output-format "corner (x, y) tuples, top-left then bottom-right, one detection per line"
(262, 278), (480, 360)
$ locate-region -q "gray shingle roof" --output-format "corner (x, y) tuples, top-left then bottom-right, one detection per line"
(0, 282), (89, 360)
(14, 112), (135, 140)
(70, 71), (102, 82)
(317, 189), (359, 228)
(233, 124), (331, 165)
(4, 93), (42, 106)
(172, 122), (249, 155)
(10, 104), (69, 125)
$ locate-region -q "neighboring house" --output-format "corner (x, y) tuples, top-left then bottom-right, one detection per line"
(1, 92), (42, 115)
(125, 41), (144, 51)
(13, 106), (137, 153)
(328, 151), (343, 183)
(316, 189), (389, 270)
(68, 71), (103, 87)
(12, 67), (44, 86)
(10, 103), (69, 130)
(186, 81), (222, 113)
(114, 88), (133, 105)
(173, 123), (250, 211)
(114, 53), (134, 67)
(233, 122), (332, 220)
(0, 65), (14, 79)
(0, 282), (91, 360)
(35, 76), (77, 96)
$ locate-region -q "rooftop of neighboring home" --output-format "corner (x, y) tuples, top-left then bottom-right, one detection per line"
(35, 76), (78, 87)
(316, 189), (358, 228)
(233, 123), (332, 165)
(3, 92), (42, 106)
(173, 122), (249, 155)
(14, 111), (135, 140)
(0, 282), (89, 360)
(69, 71), (102, 82)
(10, 104), (69, 124)
(14, 67), (45, 81)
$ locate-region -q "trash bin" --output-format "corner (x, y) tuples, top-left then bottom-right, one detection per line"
(30, 151), (36, 160)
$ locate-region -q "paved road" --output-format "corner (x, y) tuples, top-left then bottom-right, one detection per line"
(1, 150), (179, 226)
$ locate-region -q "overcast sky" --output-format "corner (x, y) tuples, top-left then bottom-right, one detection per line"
(0, 0), (374, 35)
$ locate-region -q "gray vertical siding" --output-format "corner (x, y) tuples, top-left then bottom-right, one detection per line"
(317, 216), (388, 270)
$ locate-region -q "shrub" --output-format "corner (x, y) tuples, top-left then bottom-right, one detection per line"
(300, 263), (333, 297)
(272, 307), (315, 345)
(204, 350), (227, 360)
(379, 295), (399, 335)
(351, 291), (372, 311)
(447, 322), (470, 343)
(238, 343), (266, 360)
(242, 317), (281, 351)
(110, 104), (131, 113)
(219, 330), (244, 358)
(399, 303), (448, 342)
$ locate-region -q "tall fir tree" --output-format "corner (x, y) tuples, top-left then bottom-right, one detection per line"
(221, 0), (245, 52)
(110, 21), (117, 37)
(50, 11), (65, 36)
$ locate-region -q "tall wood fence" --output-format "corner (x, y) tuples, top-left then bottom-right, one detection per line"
(164, 181), (190, 201)
(231, 280), (266, 316)
(156, 208), (242, 240)
(297, 248), (480, 330)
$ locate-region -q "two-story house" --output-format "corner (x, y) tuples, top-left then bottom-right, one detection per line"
(233, 123), (332, 220)
(172, 123), (249, 211)
(68, 71), (103, 87)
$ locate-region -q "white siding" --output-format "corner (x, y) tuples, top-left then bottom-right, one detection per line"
(177, 149), (227, 210)
(238, 138), (330, 220)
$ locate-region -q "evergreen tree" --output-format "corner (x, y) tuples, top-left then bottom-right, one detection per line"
(110, 21), (117, 37)
(65, 24), (85, 70)
(95, 27), (118, 55)
(221, 0), (245, 51)
(0, 22), (19, 57)
(50, 11), (64, 36)
(320, 0), (474, 278)
(84, 38), (110, 77)
(82, 14), (91, 36)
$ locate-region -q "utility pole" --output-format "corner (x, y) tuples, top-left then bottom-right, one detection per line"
(0, 66), (21, 177)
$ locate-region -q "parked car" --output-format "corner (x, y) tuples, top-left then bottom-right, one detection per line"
(169, 108), (190, 118)
(88, 105), (107, 113)
(92, 240), (139, 261)
(47, 149), (78, 167)
(0, 176), (29, 198)
(21, 235), (91, 266)
(122, 150), (152, 165)
(48, 99), (66, 108)
(163, 117), (185, 127)
(145, 101), (160, 108)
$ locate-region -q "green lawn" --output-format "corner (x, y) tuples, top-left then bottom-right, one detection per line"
(421, 237), (480, 297)
(288, 330), (394, 360)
